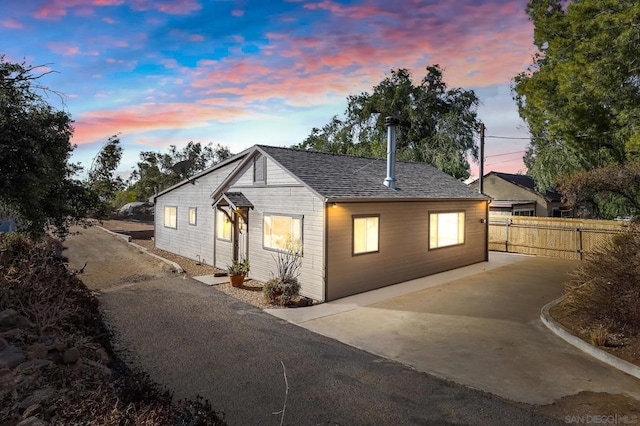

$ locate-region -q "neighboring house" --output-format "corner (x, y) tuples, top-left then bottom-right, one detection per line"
(153, 145), (489, 301)
(470, 172), (572, 218)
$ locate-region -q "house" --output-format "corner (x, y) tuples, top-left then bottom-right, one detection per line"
(471, 171), (572, 217)
(153, 145), (489, 301)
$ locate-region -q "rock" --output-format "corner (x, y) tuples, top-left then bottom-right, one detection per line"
(0, 309), (19, 329)
(17, 359), (52, 373)
(17, 416), (46, 426)
(0, 328), (22, 339)
(83, 359), (112, 378)
(0, 341), (26, 369)
(62, 347), (80, 364)
(19, 386), (55, 409)
(26, 344), (48, 360)
(40, 337), (65, 352)
(96, 348), (110, 365)
(22, 403), (41, 419)
(296, 297), (313, 307)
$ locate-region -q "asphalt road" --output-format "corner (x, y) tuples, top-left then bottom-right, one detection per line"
(65, 227), (562, 425)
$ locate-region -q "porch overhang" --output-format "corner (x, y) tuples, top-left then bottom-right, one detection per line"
(212, 192), (254, 210)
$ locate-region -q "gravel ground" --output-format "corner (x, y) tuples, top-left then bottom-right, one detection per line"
(97, 219), (285, 309)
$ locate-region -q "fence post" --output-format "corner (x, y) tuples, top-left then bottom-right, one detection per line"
(505, 220), (510, 253)
(575, 228), (582, 260)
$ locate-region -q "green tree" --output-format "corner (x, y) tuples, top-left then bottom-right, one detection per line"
(0, 57), (93, 236)
(129, 142), (232, 200)
(297, 66), (481, 179)
(514, 0), (640, 189)
(86, 134), (124, 214)
(556, 160), (640, 219)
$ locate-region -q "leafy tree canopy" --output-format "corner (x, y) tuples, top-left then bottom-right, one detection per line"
(129, 142), (232, 200)
(514, 0), (640, 189)
(0, 56), (94, 236)
(296, 65), (481, 179)
(557, 160), (640, 219)
(86, 134), (124, 214)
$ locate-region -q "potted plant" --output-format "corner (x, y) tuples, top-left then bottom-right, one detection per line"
(227, 258), (250, 288)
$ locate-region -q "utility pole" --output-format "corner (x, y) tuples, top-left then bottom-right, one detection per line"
(479, 122), (485, 194)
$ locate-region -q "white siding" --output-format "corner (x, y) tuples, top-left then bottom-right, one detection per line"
(224, 162), (325, 301)
(266, 158), (299, 185)
(154, 162), (239, 266)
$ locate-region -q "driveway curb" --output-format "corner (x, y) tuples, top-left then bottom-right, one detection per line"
(541, 296), (640, 380)
(96, 226), (184, 273)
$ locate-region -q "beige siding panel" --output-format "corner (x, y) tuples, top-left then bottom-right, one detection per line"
(227, 185), (325, 301)
(326, 200), (488, 301)
(154, 162), (238, 266)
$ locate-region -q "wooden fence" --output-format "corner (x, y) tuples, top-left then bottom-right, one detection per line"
(488, 216), (631, 259)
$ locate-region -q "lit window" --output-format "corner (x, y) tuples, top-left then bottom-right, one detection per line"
(263, 214), (302, 251)
(429, 212), (465, 249)
(216, 209), (232, 240)
(188, 207), (197, 225)
(353, 216), (379, 255)
(164, 206), (177, 229)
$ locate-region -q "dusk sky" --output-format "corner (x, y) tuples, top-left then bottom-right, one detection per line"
(2, 0), (536, 179)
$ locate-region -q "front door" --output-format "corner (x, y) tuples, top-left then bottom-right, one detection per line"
(233, 211), (249, 262)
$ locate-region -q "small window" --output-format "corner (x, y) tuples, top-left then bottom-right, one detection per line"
(216, 209), (232, 240)
(164, 206), (177, 229)
(253, 155), (266, 184)
(353, 216), (379, 255)
(188, 207), (197, 226)
(513, 209), (534, 216)
(263, 213), (302, 251)
(429, 211), (464, 249)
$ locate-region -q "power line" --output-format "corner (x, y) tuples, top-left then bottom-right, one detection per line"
(485, 135), (531, 140)
(485, 150), (525, 158)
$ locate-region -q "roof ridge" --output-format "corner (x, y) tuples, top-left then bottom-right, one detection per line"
(257, 144), (443, 167)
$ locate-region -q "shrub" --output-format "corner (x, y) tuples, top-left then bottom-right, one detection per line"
(263, 245), (302, 306)
(264, 277), (301, 306)
(564, 222), (640, 335)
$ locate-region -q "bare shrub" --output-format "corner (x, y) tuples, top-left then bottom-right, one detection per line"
(564, 223), (640, 335)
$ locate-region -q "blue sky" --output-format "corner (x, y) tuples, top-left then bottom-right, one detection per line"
(1, 0), (536, 178)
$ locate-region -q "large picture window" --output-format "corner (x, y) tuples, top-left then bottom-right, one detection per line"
(353, 216), (379, 255)
(216, 209), (232, 240)
(263, 214), (302, 251)
(164, 206), (177, 229)
(429, 211), (465, 249)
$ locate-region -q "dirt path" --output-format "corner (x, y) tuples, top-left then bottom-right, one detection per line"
(64, 225), (173, 291)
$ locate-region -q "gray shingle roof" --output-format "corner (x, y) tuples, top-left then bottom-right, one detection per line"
(258, 145), (487, 200)
(491, 172), (562, 202)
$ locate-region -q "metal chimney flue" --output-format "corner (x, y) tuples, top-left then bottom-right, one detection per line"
(384, 116), (399, 189)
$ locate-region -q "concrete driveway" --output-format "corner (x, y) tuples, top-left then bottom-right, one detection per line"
(268, 253), (640, 405)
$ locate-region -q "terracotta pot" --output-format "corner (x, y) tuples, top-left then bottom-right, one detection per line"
(229, 274), (245, 288)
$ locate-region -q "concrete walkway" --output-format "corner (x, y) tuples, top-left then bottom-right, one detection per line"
(269, 253), (640, 405)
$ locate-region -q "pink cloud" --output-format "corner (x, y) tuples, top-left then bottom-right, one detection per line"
(189, 34), (205, 42)
(131, 0), (201, 15)
(72, 102), (247, 144)
(231, 9), (244, 17)
(2, 19), (24, 29)
(47, 42), (81, 56)
(33, 0), (198, 20)
(102, 17), (118, 24)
